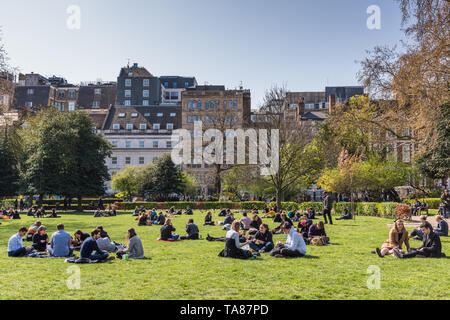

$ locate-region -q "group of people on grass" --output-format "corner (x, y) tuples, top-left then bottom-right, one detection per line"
(7, 222), (145, 262)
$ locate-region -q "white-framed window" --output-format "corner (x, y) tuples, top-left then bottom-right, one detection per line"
(153, 123), (160, 130)
(139, 157), (145, 164)
(143, 90), (149, 97)
(25, 101), (33, 108)
(139, 123), (147, 130)
(144, 113), (150, 117)
(68, 101), (75, 111)
(94, 88), (101, 95)
(166, 141), (172, 148)
(157, 113), (163, 117)
(167, 123), (173, 130)
(125, 100), (131, 106)
(118, 112), (126, 118)
(170, 113), (176, 117)
(112, 124), (120, 130)
(111, 157), (117, 165)
(126, 123), (133, 130)
(125, 157), (131, 165)
(125, 141), (131, 148)
(143, 79), (149, 87)
(92, 101), (100, 108)
(187, 116), (192, 123)
(27, 89), (34, 95)
(139, 141), (145, 148)
(153, 141), (159, 148)
(131, 112), (138, 118)
(125, 90), (131, 97)
(143, 100), (149, 106)
(125, 79), (131, 87)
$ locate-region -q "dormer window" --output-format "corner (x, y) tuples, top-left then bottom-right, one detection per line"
(113, 124), (120, 130)
(118, 113), (126, 118)
(131, 113), (138, 118)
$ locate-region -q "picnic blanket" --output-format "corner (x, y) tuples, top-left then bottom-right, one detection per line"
(65, 257), (108, 264)
(157, 238), (182, 242)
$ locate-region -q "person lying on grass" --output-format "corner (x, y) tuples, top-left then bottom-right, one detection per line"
(270, 221), (306, 258)
(117, 228), (144, 260)
(160, 219), (179, 241)
(7, 227), (33, 257)
(248, 224), (274, 253)
(181, 219), (200, 240)
(409, 215), (429, 241)
(32, 226), (49, 252)
(393, 222), (444, 259)
(375, 219), (410, 258)
(80, 229), (112, 261)
(218, 220), (256, 260)
(204, 212), (215, 226)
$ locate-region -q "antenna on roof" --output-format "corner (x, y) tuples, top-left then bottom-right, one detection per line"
(127, 59), (130, 68)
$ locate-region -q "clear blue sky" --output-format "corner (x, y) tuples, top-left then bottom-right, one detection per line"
(0, 0), (405, 108)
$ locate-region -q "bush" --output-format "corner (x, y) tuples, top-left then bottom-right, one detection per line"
(240, 202), (267, 210)
(378, 203), (397, 218)
(298, 202), (323, 213)
(356, 202), (379, 216)
(269, 202), (300, 211)
(396, 204), (412, 219)
(403, 198), (440, 209)
(333, 202), (352, 216)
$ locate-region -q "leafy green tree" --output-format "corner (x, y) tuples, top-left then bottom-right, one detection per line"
(0, 127), (20, 196)
(111, 165), (143, 199)
(180, 171), (199, 197)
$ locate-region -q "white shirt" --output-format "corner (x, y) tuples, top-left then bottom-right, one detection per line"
(8, 233), (23, 252)
(284, 227), (306, 255)
(226, 230), (243, 248)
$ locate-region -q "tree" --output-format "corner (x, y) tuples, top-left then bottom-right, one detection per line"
(0, 126), (19, 197)
(111, 165), (143, 199)
(21, 109), (112, 210)
(180, 171), (199, 198)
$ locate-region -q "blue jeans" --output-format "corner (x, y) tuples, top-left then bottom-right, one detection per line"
(249, 241), (274, 252)
(89, 251), (109, 261)
(8, 247), (27, 257)
(48, 247), (74, 257)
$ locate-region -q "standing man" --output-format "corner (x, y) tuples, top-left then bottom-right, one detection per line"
(440, 189), (450, 219)
(323, 192), (333, 225)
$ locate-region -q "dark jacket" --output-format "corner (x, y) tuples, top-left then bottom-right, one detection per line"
(324, 195), (333, 210)
(420, 231), (442, 258)
(254, 230), (273, 244)
(186, 223), (199, 237)
(224, 215), (234, 225)
(218, 238), (253, 260)
(436, 220), (448, 236)
(308, 224), (327, 239)
(80, 237), (102, 258)
(157, 214), (166, 225)
(32, 233), (48, 252)
(298, 219), (313, 237)
(160, 225), (176, 240)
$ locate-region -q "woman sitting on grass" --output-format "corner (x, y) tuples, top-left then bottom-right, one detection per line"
(249, 224), (274, 253)
(71, 229), (90, 249)
(32, 226), (49, 252)
(160, 219), (179, 241)
(308, 221), (329, 244)
(117, 228), (145, 260)
(336, 209), (352, 220)
(298, 214), (313, 242)
(248, 213), (263, 235)
(270, 222), (306, 258)
(272, 213), (293, 234)
(138, 212), (152, 226)
(204, 212), (215, 226)
(218, 220), (255, 260)
(375, 219), (410, 258)
(262, 207), (276, 219)
(46, 209), (60, 218)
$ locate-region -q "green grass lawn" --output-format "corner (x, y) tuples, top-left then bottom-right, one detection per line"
(0, 211), (448, 300)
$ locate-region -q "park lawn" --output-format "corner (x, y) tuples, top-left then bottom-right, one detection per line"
(0, 211), (448, 300)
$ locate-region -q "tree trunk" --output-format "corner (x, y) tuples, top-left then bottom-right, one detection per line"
(77, 196), (83, 212)
(276, 188), (282, 211)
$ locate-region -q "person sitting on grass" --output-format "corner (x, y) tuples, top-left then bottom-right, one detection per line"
(181, 219), (200, 240)
(138, 212), (152, 226)
(393, 222), (444, 259)
(218, 220), (254, 260)
(409, 215), (429, 240)
(96, 226), (110, 239)
(308, 221), (330, 244)
(375, 219), (410, 258)
(240, 212), (252, 231)
(26, 208), (34, 216)
(222, 212), (235, 230)
(218, 208), (227, 217)
(270, 222), (306, 258)
(160, 219), (179, 241)
(155, 211), (166, 225)
(117, 228), (144, 260)
(435, 215), (448, 237)
(7, 227), (33, 257)
(151, 208), (158, 221)
(204, 212), (215, 226)
(249, 224), (274, 253)
(169, 206), (175, 214)
(185, 207), (193, 215)
(133, 206), (141, 217)
(164, 210), (175, 218)
(72, 229), (90, 249)
(298, 214), (313, 242)
(32, 226), (49, 252)
(273, 213), (293, 234)
(80, 229), (111, 261)
(248, 213), (263, 235)
(48, 224), (73, 257)
(262, 207), (276, 219)
(46, 209), (60, 218)
(96, 233), (118, 253)
(336, 209), (353, 220)
(26, 221), (42, 241)
(306, 207), (316, 220)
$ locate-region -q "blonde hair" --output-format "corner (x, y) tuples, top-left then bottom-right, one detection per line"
(231, 220), (240, 232)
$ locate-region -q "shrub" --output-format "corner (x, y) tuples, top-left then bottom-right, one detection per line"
(333, 202), (352, 216)
(378, 203), (397, 218)
(298, 202), (323, 213)
(396, 204), (412, 219)
(240, 202), (266, 210)
(269, 202), (300, 211)
(356, 202), (379, 216)
(403, 198), (440, 209)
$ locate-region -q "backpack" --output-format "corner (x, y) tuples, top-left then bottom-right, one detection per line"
(310, 236), (327, 246)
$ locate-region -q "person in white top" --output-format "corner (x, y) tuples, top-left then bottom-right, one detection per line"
(226, 220), (250, 248)
(270, 222), (306, 258)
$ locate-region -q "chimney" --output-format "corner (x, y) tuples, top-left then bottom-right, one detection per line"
(133, 63), (138, 68)
(329, 94), (336, 114)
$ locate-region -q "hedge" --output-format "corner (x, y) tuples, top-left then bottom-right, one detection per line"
(298, 202), (323, 212)
(403, 198), (440, 209)
(333, 202), (352, 216)
(356, 202), (379, 216)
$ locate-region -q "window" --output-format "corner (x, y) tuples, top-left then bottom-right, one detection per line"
(125, 157), (131, 165)
(125, 90), (131, 97)
(173, 82), (177, 88)
(92, 101), (100, 108)
(228, 101), (232, 109)
(125, 100), (131, 106)
(193, 101), (197, 109)
(94, 88), (101, 95)
(131, 112), (138, 118)
(118, 112), (126, 118)
(187, 101), (192, 110)
(153, 123), (160, 130)
(111, 141), (118, 147)
(126, 123), (133, 130)
(143, 79), (149, 87)
(185, 82), (189, 88)
(164, 82), (169, 88)
(143, 100), (149, 106)
(139, 123), (147, 130)
(112, 157), (117, 165)
(187, 116), (192, 123)
(153, 141), (159, 148)
(143, 90), (149, 98)
(27, 89), (34, 95)
(233, 100), (237, 109)
(125, 141), (131, 148)
(68, 101), (75, 111)
(139, 157), (145, 165)
(166, 141), (172, 148)
(205, 116), (209, 123)
(205, 101), (209, 110)
(170, 113), (176, 117)
(125, 79), (131, 87)
(164, 91), (170, 100)
(68, 90), (76, 99)
(113, 124), (120, 130)
(198, 101), (202, 109)
(139, 141), (145, 148)
(157, 113), (163, 117)
(167, 123), (173, 130)
(170, 92), (179, 100)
